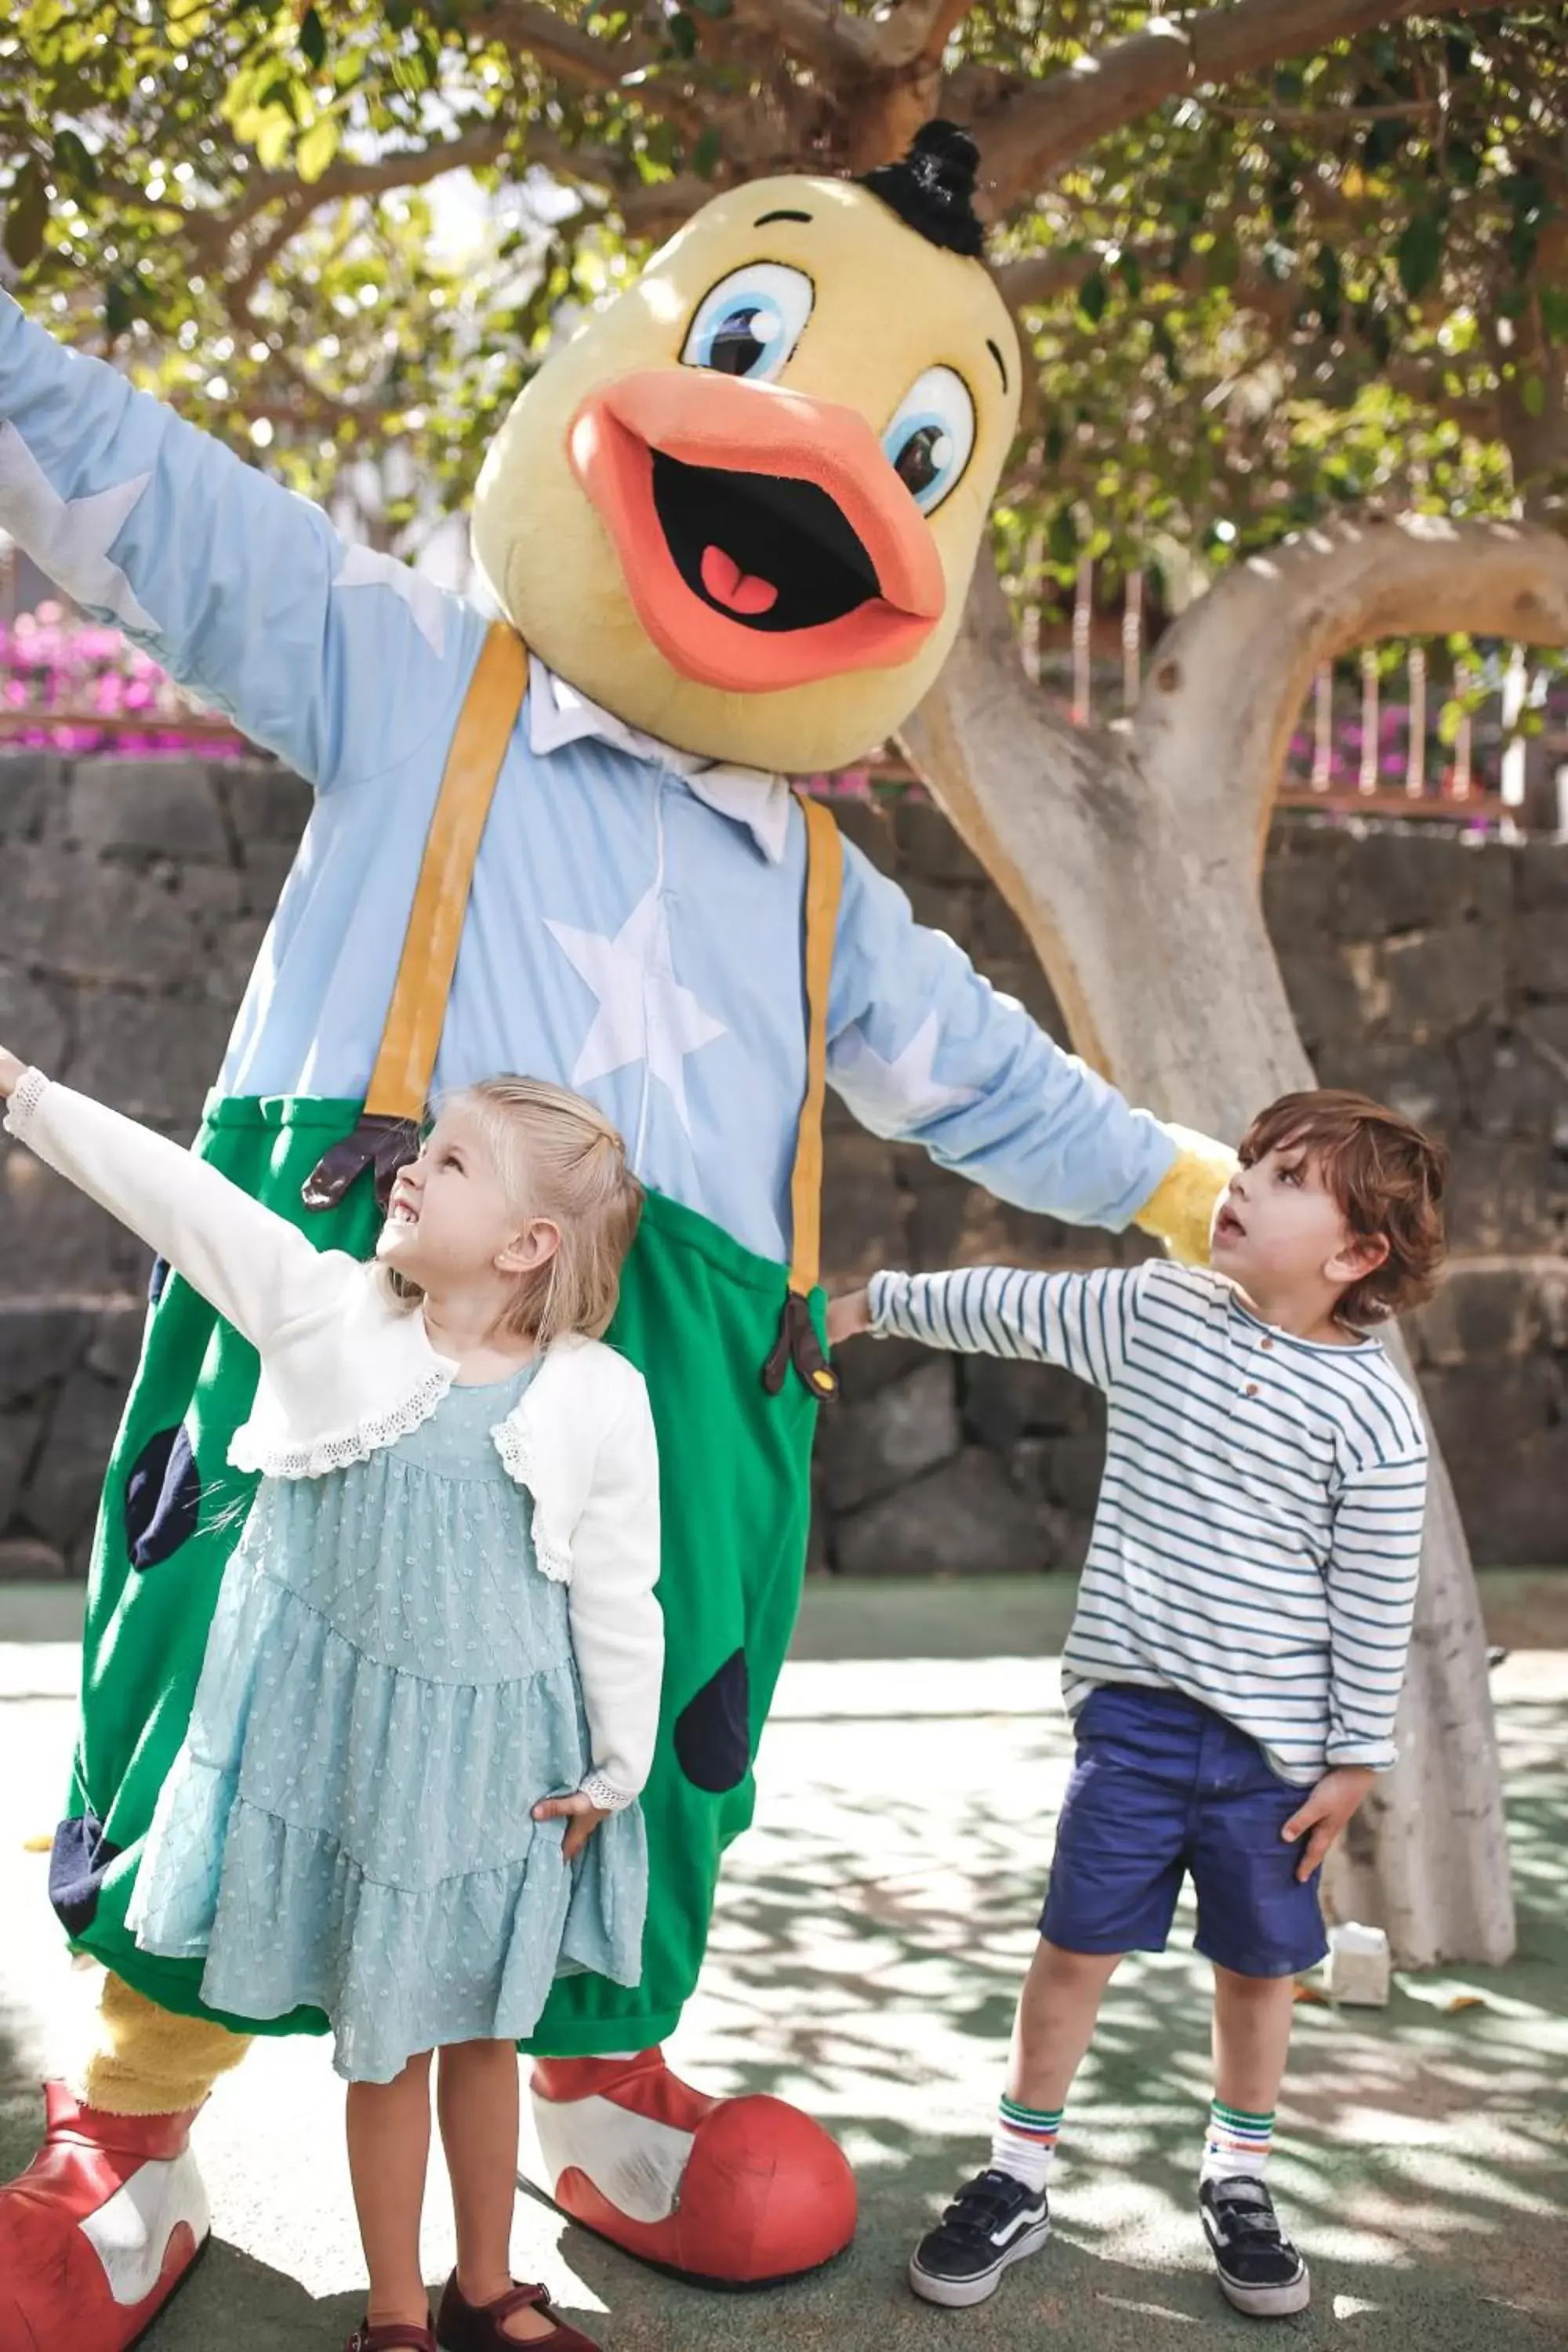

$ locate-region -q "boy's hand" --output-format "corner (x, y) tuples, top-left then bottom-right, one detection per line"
(1281, 1765), (1376, 1882)
(533, 1791), (612, 1862)
(0, 1050), (25, 1099)
(826, 1288), (871, 1345)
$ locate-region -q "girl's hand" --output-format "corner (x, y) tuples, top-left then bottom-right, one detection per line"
(0, 1050), (27, 1100)
(533, 1791), (612, 1862)
(826, 1287), (871, 1345)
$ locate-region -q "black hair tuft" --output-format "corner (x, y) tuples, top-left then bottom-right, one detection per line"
(857, 119), (985, 258)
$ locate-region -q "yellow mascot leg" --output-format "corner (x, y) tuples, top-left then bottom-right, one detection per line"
(82, 1970), (252, 2115)
(0, 1976), (244, 2350)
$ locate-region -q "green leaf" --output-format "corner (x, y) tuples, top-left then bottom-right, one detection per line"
(299, 5), (327, 70)
(1396, 211), (1443, 303)
(1313, 243), (1341, 335)
(1204, 227), (1240, 291)
(3, 162), (49, 270)
(667, 9), (698, 57)
(103, 270), (142, 339)
(1116, 251), (1142, 301)
(1076, 268), (1106, 325)
(296, 113), (340, 183)
(254, 107), (295, 169)
(1541, 289), (1568, 345)
(1522, 374), (1546, 419)
(687, 0), (733, 15)
(693, 126), (721, 180)
(1363, 116), (1404, 170)
(1268, 164), (1298, 231)
(1048, 507), (1078, 567)
(52, 126), (97, 190)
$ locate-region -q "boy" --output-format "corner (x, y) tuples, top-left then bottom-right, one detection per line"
(828, 1089), (1446, 2320)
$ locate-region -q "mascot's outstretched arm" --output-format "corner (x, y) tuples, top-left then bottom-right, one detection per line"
(827, 840), (1233, 1259)
(0, 292), (482, 794)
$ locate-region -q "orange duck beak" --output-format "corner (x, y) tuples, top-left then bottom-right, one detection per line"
(568, 369), (948, 695)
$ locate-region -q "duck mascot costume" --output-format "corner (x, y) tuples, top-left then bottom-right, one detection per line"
(0, 122), (1232, 2349)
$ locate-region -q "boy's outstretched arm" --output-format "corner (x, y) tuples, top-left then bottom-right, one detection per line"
(0, 1049), (343, 1354)
(854, 1263), (1144, 1392)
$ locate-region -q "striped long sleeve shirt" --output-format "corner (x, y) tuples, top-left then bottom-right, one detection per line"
(867, 1259), (1428, 1784)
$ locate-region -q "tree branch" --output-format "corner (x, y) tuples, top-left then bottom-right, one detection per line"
(867, 0), (978, 71)
(189, 122), (519, 259)
(1134, 511), (1568, 863)
(724, 0), (885, 77)
(973, 0), (1503, 211)
(465, 0), (655, 91)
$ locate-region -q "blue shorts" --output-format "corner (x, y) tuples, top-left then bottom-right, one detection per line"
(1040, 1684), (1330, 1979)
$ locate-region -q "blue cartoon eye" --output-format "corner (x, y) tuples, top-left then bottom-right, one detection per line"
(681, 264), (814, 382)
(882, 367), (976, 514)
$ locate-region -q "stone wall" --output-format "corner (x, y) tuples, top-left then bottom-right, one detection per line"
(0, 753), (1563, 1578)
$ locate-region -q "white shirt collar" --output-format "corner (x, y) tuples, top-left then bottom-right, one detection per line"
(526, 658), (793, 866)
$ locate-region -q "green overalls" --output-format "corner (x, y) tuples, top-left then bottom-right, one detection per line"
(50, 623), (840, 2057)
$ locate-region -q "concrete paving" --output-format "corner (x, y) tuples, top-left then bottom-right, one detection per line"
(2, 1579), (1565, 2351)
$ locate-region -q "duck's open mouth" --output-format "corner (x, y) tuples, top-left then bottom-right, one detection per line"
(568, 370), (946, 694)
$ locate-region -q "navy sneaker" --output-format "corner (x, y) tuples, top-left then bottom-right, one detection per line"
(1200, 2176), (1311, 2316)
(908, 2168), (1051, 2308)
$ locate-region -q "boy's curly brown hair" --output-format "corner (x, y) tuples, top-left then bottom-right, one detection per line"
(1238, 1088), (1448, 1330)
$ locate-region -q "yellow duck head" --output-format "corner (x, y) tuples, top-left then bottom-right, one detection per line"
(471, 122), (1021, 775)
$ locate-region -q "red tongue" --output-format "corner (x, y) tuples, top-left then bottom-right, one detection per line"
(700, 544), (779, 617)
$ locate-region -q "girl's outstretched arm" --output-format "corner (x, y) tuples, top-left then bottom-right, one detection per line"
(0, 1051), (341, 1355)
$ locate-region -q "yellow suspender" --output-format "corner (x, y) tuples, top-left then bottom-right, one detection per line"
(764, 789), (843, 1400)
(364, 620), (531, 1123)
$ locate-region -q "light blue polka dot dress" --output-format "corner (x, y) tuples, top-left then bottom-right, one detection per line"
(129, 1362), (648, 2083)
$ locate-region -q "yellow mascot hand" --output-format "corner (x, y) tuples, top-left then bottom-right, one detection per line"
(1132, 1126), (1239, 1267)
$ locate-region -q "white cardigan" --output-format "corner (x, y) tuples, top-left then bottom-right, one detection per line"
(4, 1070), (662, 1809)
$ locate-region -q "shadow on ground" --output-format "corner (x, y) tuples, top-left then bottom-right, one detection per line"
(1, 1592), (1564, 2350)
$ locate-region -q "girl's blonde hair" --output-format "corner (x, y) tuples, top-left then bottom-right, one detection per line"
(383, 1076), (644, 1345)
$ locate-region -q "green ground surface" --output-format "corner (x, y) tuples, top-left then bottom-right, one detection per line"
(2, 1577), (1564, 2350)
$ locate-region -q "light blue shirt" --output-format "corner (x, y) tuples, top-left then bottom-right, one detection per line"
(0, 293), (1178, 1265)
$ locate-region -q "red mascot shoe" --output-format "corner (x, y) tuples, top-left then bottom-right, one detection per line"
(528, 2049), (855, 2288)
(0, 2083), (209, 2352)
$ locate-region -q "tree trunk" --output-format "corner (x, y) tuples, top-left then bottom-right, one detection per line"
(898, 514), (1568, 1968)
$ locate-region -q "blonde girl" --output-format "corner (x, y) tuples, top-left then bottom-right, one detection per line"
(1, 1053), (661, 2352)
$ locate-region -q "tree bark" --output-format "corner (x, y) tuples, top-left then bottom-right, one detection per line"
(897, 517), (1568, 1967)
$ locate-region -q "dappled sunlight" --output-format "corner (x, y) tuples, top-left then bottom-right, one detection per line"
(666, 1653), (1568, 2340)
(3, 1646), (1565, 2345)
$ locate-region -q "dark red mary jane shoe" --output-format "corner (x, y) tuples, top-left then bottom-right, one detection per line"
(436, 2274), (602, 2352)
(345, 2321), (437, 2352)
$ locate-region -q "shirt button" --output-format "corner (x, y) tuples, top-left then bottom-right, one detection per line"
(1260, 1336), (1274, 1350)
(1245, 1382), (1260, 1397)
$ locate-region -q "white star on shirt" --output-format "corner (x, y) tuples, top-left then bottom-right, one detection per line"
(330, 540), (447, 656)
(0, 423), (154, 633)
(832, 1011), (980, 1137)
(546, 887), (727, 1135)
